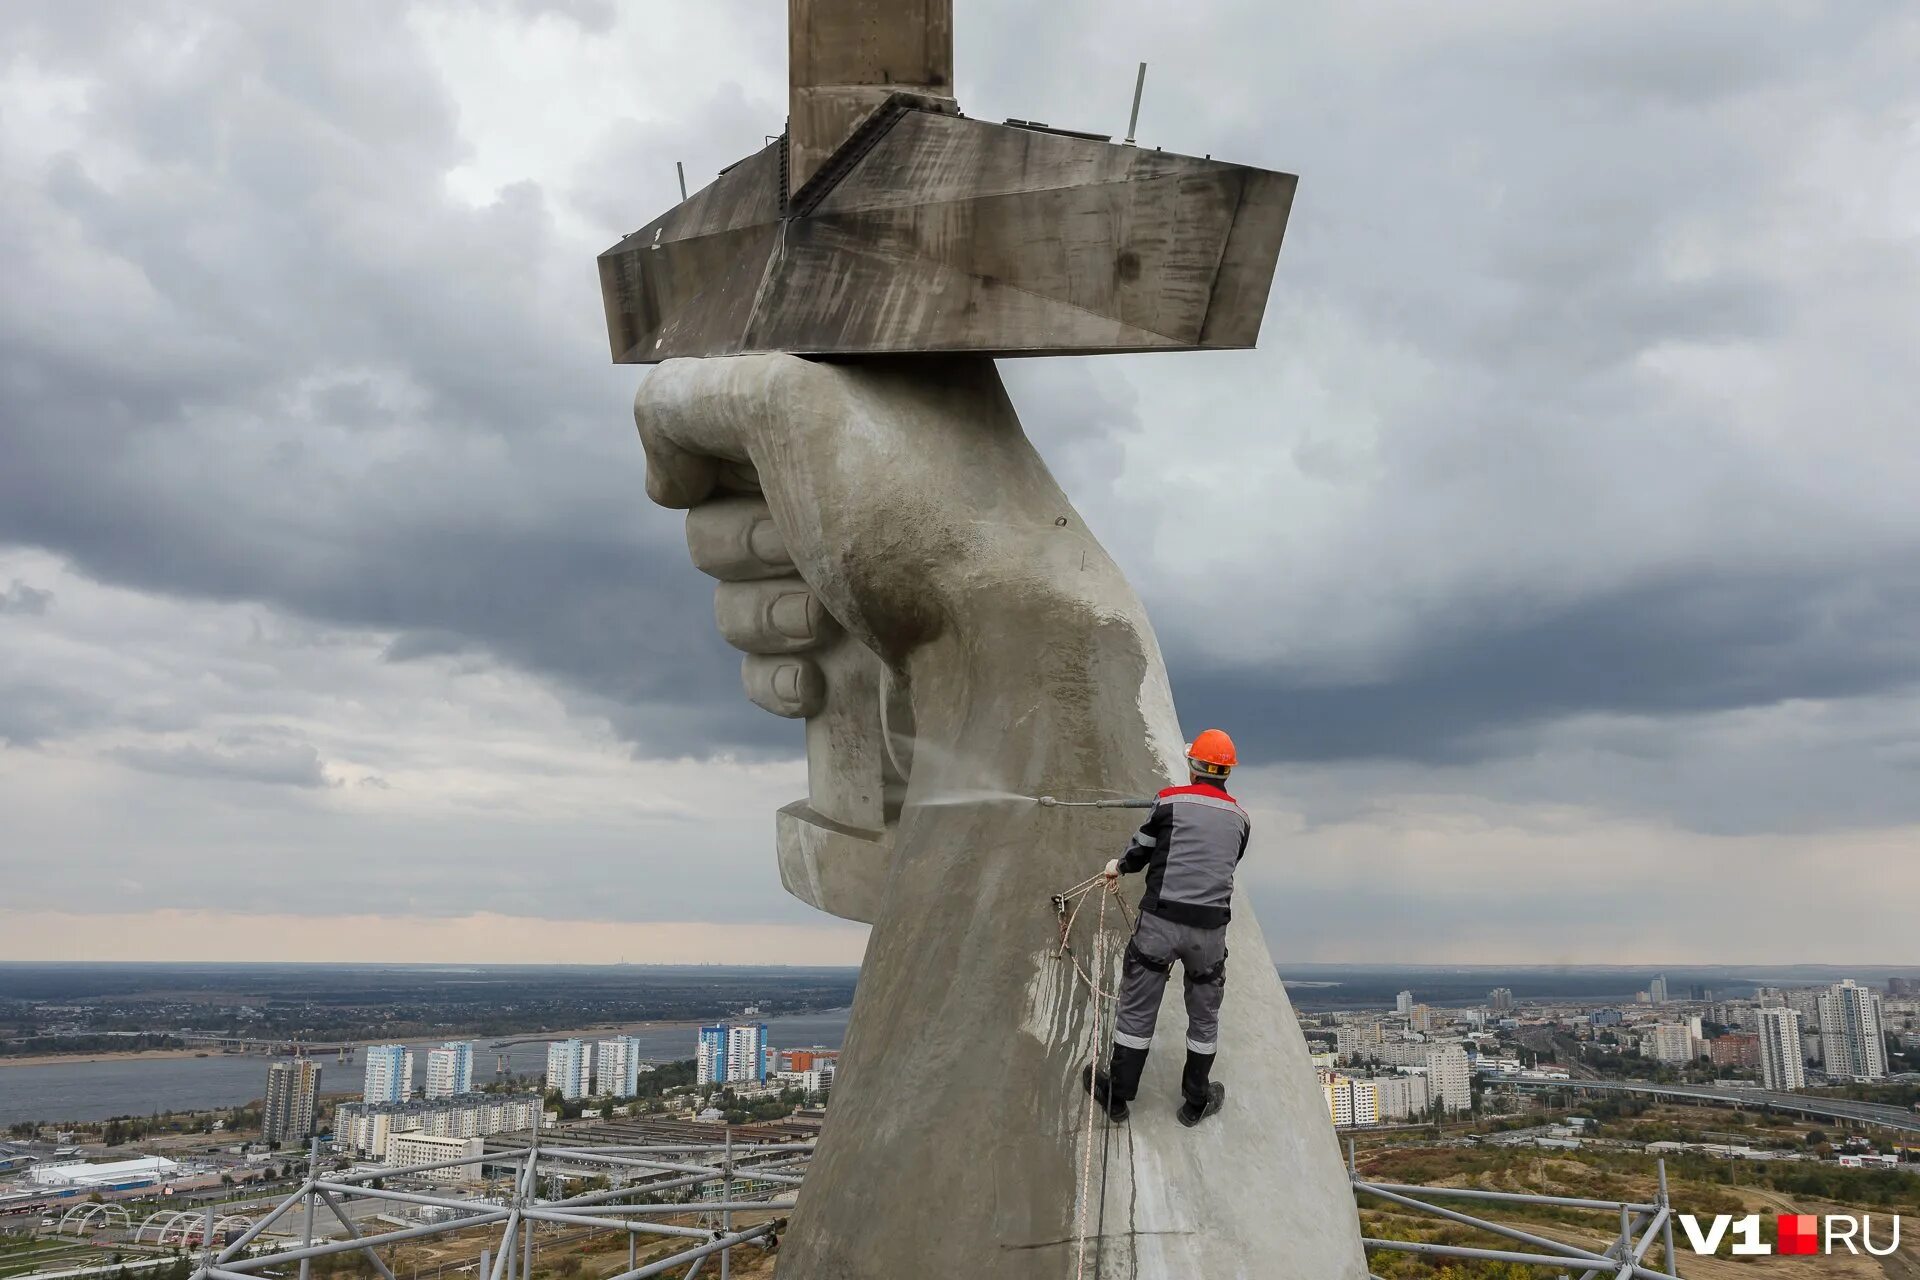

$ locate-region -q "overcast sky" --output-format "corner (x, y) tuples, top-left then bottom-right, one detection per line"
(3, 1), (1917, 966)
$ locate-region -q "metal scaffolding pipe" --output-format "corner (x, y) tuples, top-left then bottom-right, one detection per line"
(586, 1201), (796, 1215)
(721, 1168), (802, 1187)
(519, 1124), (538, 1280)
(334, 1151), (530, 1182)
(1578, 1213), (1658, 1280)
(205, 1139), (1701, 1280)
(490, 1213), (520, 1280)
(1355, 1182), (1621, 1265)
(1364, 1236), (1675, 1280)
(1574, 1205), (1647, 1280)
(527, 1150), (723, 1177)
(1357, 1181), (1658, 1214)
(215, 1211), (514, 1269)
(494, 1143), (536, 1280)
(314, 1182), (500, 1213)
(214, 1181), (310, 1262)
(515, 1207), (714, 1241)
(721, 1128), (733, 1280)
(603, 1224), (776, 1280)
(509, 1143), (811, 1156)
(317, 1188), (399, 1280)
(298, 1138), (318, 1280)
(1632, 1208), (1670, 1267)
(549, 1159), (810, 1208)
(1657, 1160), (1677, 1278)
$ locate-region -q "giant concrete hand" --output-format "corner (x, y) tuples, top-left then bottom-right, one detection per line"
(635, 354), (1367, 1278)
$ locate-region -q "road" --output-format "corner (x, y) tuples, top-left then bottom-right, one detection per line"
(1507, 1077), (1920, 1134)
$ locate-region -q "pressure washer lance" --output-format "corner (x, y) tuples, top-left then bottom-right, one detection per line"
(1036, 796), (1154, 809)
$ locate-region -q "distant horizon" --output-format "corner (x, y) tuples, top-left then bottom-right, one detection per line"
(4, 958), (1917, 974)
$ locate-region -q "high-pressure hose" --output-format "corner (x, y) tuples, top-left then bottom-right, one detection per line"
(1037, 796), (1153, 809)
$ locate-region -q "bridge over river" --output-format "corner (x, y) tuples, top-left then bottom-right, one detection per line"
(1507, 1077), (1920, 1135)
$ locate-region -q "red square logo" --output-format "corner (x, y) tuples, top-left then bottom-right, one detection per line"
(1777, 1214), (1818, 1255)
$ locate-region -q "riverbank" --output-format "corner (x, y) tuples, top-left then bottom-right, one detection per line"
(1, 1010), (848, 1070)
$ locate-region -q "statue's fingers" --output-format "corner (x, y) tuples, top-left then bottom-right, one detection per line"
(801, 634), (892, 834)
(713, 578), (841, 654)
(633, 360), (749, 509)
(635, 412), (719, 510)
(635, 355), (844, 505)
(686, 496), (793, 582)
(741, 654), (826, 719)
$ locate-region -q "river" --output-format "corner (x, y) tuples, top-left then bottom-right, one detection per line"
(0, 1009), (851, 1126)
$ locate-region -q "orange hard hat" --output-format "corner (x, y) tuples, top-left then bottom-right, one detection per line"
(1185, 728), (1237, 776)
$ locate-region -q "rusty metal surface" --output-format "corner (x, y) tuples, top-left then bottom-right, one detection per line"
(598, 107), (1296, 362)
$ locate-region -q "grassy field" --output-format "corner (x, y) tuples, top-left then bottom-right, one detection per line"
(0, 1235), (125, 1280)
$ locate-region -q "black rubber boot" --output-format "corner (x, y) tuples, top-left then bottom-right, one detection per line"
(1110, 1043), (1149, 1103)
(1082, 1064), (1127, 1122)
(1177, 1083), (1225, 1127)
(1177, 1050), (1226, 1127)
(1085, 1043), (1149, 1122)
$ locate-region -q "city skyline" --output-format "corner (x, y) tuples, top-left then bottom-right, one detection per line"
(4, 3), (1919, 966)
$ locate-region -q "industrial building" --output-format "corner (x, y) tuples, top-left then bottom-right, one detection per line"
(28, 1156), (182, 1191)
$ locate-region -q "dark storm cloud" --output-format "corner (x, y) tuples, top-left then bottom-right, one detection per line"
(0, 0), (775, 754)
(1176, 558), (1920, 763)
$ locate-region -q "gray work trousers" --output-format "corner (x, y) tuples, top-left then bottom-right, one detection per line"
(1114, 910), (1228, 1055)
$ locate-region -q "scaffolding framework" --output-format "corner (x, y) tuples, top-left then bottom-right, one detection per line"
(190, 1130), (803, 1280)
(177, 1133), (1688, 1280)
(1351, 1142), (1685, 1279)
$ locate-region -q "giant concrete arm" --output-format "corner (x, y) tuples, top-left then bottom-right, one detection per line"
(635, 353), (1367, 1278)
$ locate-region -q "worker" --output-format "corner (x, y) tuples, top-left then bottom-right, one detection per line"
(1084, 728), (1247, 1127)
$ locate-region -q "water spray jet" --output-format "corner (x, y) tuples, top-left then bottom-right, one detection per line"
(1035, 796), (1154, 809)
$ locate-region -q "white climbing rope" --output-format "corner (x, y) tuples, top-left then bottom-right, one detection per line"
(1051, 874), (1130, 1280)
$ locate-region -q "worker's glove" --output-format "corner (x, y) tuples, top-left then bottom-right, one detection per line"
(1102, 859), (1121, 881)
